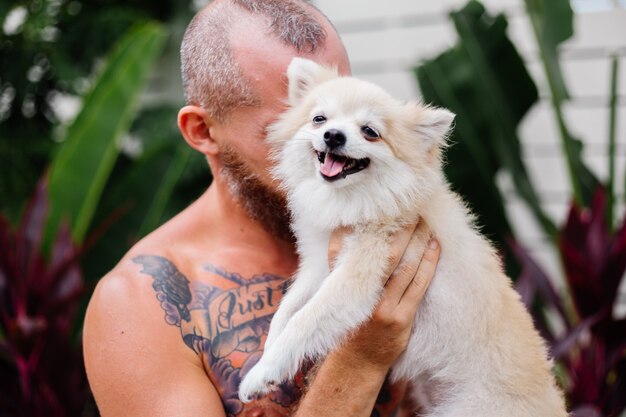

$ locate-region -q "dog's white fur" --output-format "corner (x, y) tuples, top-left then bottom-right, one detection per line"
(238, 58), (567, 416)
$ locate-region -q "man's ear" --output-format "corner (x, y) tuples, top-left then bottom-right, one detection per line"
(407, 103), (455, 148)
(178, 105), (219, 155)
(287, 57), (338, 104)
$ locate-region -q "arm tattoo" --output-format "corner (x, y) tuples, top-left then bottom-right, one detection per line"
(132, 255), (297, 416)
(132, 255), (403, 417)
(133, 255), (192, 323)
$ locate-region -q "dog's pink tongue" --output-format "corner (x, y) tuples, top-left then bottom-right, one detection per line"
(320, 154), (347, 177)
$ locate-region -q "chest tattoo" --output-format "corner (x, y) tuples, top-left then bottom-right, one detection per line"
(132, 255), (399, 417)
(132, 255), (298, 416)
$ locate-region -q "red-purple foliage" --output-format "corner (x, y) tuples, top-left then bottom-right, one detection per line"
(513, 188), (626, 417)
(0, 178), (95, 417)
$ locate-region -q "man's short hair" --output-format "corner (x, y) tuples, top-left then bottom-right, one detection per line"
(180, 0), (327, 121)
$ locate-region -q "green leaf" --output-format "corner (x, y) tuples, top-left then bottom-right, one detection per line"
(417, 1), (557, 250)
(80, 105), (210, 281)
(524, 0), (573, 102)
(524, 0), (599, 207)
(417, 59), (517, 274)
(450, 2), (556, 238)
(46, 21), (167, 245)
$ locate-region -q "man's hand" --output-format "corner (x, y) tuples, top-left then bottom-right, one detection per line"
(330, 220), (439, 369)
(295, 221), (440, 417)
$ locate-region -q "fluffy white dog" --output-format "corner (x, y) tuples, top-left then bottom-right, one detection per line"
(239, 57), (567, 417)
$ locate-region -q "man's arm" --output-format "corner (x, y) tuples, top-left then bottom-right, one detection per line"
(295, 222), (439, 417)
(83, 221), (439, 417)
(83, 269), (227, 417)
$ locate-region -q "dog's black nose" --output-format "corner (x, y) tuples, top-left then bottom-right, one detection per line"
(323, 129), (346, 149)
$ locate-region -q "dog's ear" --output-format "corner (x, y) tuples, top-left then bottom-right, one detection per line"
(287, 57), (338, 104)
(408, 103), (455, 147)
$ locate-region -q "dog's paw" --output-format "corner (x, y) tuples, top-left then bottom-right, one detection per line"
(238, 361), (282, 403)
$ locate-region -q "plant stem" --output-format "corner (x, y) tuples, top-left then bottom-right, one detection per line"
(524, 1), (583, 207)
(607, 55), (619, 231)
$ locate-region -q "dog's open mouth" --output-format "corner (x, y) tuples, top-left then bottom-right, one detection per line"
(316, 151), (370, 182)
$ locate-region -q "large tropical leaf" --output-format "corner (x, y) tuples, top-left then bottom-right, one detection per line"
(523, 0), (599, 207)
(524, 0), (572, 102)
(80, 106), (210, 281)
(451, 1), (556, 238)
(416, 1), (556, 274)
(45, 21), (167, 245)
(418, 57), (515, 260)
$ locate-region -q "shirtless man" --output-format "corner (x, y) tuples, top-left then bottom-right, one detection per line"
(83, 1), (441, 416)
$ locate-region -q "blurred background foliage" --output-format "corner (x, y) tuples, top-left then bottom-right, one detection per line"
(1, 2), (210, 414)
(0, 0), (211, 280)
(417, 1), (625, 415)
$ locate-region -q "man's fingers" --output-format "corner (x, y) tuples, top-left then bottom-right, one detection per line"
(380, 221), (431, 305)
(398, 238), (440, 315)
(383, 222), (419, 276)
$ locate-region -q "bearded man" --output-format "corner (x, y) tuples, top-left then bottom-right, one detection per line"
(83, 1), (440, 416)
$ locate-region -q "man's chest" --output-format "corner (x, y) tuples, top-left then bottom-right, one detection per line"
(134, 255), (408, 417)
(187, 264), (289, 359)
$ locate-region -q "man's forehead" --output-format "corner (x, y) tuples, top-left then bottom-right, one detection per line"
(229, 12), (349, 90)
(230, 54), (287, 114)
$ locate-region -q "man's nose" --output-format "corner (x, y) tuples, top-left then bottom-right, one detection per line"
(324, 129), (346, 149)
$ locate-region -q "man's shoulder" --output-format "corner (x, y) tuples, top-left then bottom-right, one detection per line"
(83, 246), (226, 417)
(83, 248), (205, 380)
(85, 253), (171, 338)
(93, 211), (202, 299)
(91, 240), (168, 302)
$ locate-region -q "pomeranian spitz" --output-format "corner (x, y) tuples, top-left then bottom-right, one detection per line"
(239, 57), (567, 416)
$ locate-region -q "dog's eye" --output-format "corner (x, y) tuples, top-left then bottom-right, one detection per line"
(312, 115), (327, 125)
(361, 125), (380, 140)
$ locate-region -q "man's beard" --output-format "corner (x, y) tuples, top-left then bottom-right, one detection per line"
(221, 145), (294, 243)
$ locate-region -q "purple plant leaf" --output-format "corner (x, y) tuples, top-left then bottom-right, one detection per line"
(42, 223), (82, 307)
(561, 197), (588, 250)
(560, 226), (603, 318)
(44, 280), (83, 328)
(514, 263), (536, 307)
(586, 189), (610, 277)
(0, 218), (10, 296)
(569, 344), (606, 406)
(0, 177), (94, 417)
(603, 357), (626, 415)
(559, 188), (626, 323)
(509, 238), (569, 330)
(52, 263), (82, 303)
(511, 255), (557, 344)
(584, 190), (624, 311)
(0, 216), (12, 273)
(604, 319), (626, 370)
(551, 312), (603, 360)
(570, 405), (604, 417)
(26, 252), (48, 301)
(603, 212), (626, 309)
(17, 176), (49, 280)
(47, 222), (76, 280)
(0, 220), (28, 328)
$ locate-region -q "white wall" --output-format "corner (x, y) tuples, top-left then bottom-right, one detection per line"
(314, 0), (626, 311)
